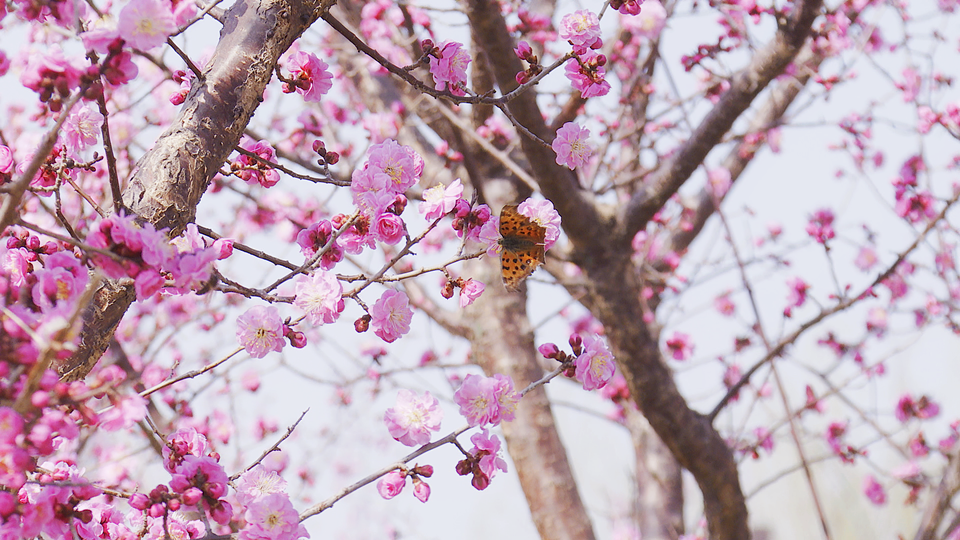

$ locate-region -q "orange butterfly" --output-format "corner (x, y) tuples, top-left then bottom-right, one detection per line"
(498, 205), (546, 292)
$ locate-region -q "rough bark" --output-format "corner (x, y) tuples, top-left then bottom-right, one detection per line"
(626, 407), (684, 540)
(57, 0), (324, 380)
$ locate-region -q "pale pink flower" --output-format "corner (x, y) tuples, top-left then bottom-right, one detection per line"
(370, 289), (413, 343)
(419, 179), (464, 220)
(377, 470), (406, 499)
(517, 198), (562, 250)
(235, 465), (288, 506)
(621, 0), (667, 38)
(367, 139), (422, 194)
(286, 51), (333, 102)
(565, 53), (611, 98)
(98, 394), (148, 431)
(236, 305), (286, 358)
(459, 278), (484, 308)
(453, 373), (517, 426)
(294, 271), (343, 325)
(118, 0), (176, 50)
(552, 122), (593, 169)
(239, 492), (308, 540)
(665, 332), (693, 361)
(429, 41), (471, 95)
(714, 292), (735, 316)
(412, 478), (430, 502)
(707, 167), (732, 197)
(574, 334), (616, 390)
(559, 10), (602, 53)
(854, 246), (878, 271)
(383, 389), (443, 446)
(61, 105), (103, 156)
(0, 145), (14, 175)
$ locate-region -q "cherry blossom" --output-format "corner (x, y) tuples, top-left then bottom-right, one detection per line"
(552, 122), (593, 169)
(236, 305), (286, 358)
(117, 0), (176, 50)
(574, 334), (616, 390)
(294, 271), (344, 325)
(429, 41), (471, 95)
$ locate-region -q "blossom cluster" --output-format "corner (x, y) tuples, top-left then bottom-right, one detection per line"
(86, 215), (233, 301)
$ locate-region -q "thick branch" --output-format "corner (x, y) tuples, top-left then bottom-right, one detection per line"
(57, 0), (323, 380)
(618, 0), (824, 244)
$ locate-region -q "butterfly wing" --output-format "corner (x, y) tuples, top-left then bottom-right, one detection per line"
(499, 205), (547, 291)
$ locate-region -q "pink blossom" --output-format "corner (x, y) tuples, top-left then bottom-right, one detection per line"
(516, 198), (562, 251)
(453, 373), (519, 427)
(470, 429), (508, 487)
(236, 138), (281, 188)
(863, 475), (886, 505)
(0, 408), (24, 444)
(294, 271), (344, 325)
(370, 289), (413, 343)
(367, 139), (422, 195)
(559, 10), (602, 53)
(286, 51), (333, 102)
(621, 0), (667, 38)
(429, 41), (471, 95)
(412, 478), (431, 502)
(239, 492), (308, 540)
(377, 470), (406, 499)
(854, 246), (878, 271)
(714, 292), (735, 316)
(552, 122), (593, 169)
(0, 145), (14, 175)
(235, 465), (288, 506)
(574, 334), (616, 390)
(162, 427), (209, 473)
(61, 105), (103, 156)
(419, 179), (464, 220)
(895, 394), (940, 422)
(784, 277), (810, 317)
(565, 53), (611, 98)
(896, 67), (921, 102)
(118, 0), (176, 50)
(383, 389), (443, 446)
(866, 307), (887, 335)
(805, 208), (835, 244)
(459, 278), (484, 308)
(665, 332), (693, 361)
(707, 167), (732, 197)
(296, 220), (343, 270)
(374, 212), (406, 245)
(98, 394), (148, 431)
(236, 305), (286, 358)
(31, 251), (88, 312)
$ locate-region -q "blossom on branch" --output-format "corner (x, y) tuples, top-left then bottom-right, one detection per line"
(383, 389), (443, 446)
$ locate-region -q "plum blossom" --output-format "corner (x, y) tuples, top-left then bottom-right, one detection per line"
(420, 179), (464, 220)
(574, 334), (616, 390)
(239, 492), (308, 540)
(294, 271), (344, 325)
(457, 429), (508, 490)
(286, 51), (333, 102)
(61, 105), (103, 156)
(453, 373), (519, 427)
(621, 0), (667, 38)
(367, 139), (422, 195)
(805, 208), (835, 244)
(98, 394), (148, 431)
(383, 389), (443, 446)
(516, 198), (562, 251)
(784, 277), (810, 317)
(429, 41), (471, 95)
(459, 278), (484, 308)
(370, 289), (413, 343)
(559, 10), (602, 53)
(565, 52), (611, 98)
(863, 475), (886, 505)
(377, 470), (406, 499)
(552, 122), (593, 169)
(236, 305), (286, 358)
(665, 332), (693, 361)
(118, 0), (176, 50)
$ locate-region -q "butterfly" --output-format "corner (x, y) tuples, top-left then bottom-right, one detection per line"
(498, 205), (547, 292)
